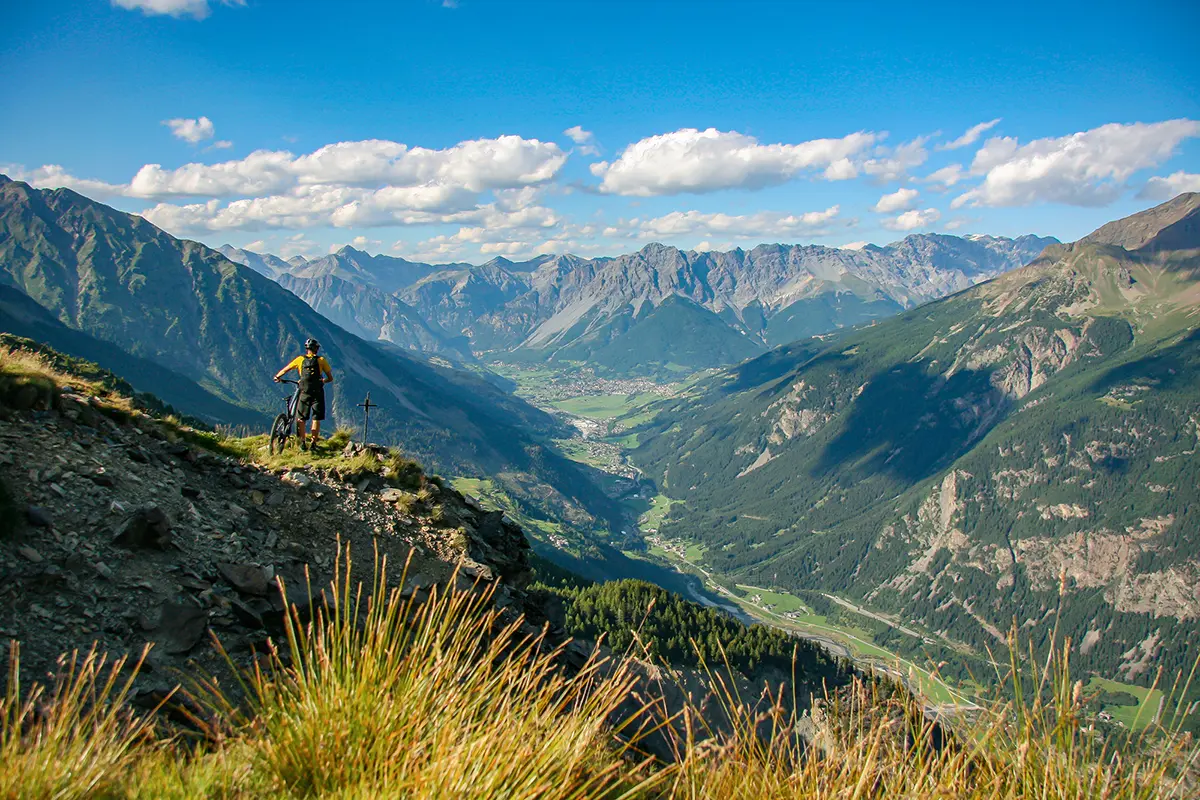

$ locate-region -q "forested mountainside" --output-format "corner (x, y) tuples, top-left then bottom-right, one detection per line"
(0, 175), (620, 537)
(631, 193), (1200, 685)
(224, 233), (1056, 377)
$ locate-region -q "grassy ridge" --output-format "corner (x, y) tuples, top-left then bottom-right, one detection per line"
(2, 547), (1197, 798)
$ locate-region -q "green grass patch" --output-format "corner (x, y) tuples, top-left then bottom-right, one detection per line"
(637, 493), (681, 533)
(735, 585), (811, 614)
(451, 477), (565, 540)
(1086, 677), (1164, 730)
(550, 393), (657, 420)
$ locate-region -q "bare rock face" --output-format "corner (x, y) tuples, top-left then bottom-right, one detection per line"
(113, 506), (172, 549)
(0, 386), (542, 704)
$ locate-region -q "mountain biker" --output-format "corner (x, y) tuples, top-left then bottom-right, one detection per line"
(274, 338), (334, 450)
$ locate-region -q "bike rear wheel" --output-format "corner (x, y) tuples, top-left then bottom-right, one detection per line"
(268, 413), (291, 455)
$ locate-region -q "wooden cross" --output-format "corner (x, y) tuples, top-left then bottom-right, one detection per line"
(357, 392), (380, 443)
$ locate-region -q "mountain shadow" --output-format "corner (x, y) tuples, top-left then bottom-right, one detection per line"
(816, 361), (1007, 484)
(0, 284), (266, 427)
(1092, 328), (1200, 395)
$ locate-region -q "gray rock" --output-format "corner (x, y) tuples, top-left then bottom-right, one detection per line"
(113, 506), (172, 549)
(17, 545), (43, 563)
(89, 471), (116, 488)
(152, 602), (209, 654)
(25, 506), (53, 528)
(282, 471), (313, 489)
(218, 562), (273, 596)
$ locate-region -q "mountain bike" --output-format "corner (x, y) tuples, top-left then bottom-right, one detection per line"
(268, 378), (301, 455)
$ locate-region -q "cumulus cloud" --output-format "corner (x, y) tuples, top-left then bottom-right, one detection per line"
(15, 135), (568, 234)
(124, 136), (566, 201)
(923, 164), (965, 187)
(938, 118), (1001, 150)
(951, 119), (1200, 208)
(278, 233), (320, 259)
(164, 116), (215, 143)
(590, 127), (878, 196)
(2, 164), (127, 199)
(564, 126), (601, 156)
(1137, 171), (1200, 201)
(861, 136), (929, 182)
(113, 0), (243, 19)
(871, 187), (919, 213)
(881, 208), (941, 231)
(626, 206), (842, 240)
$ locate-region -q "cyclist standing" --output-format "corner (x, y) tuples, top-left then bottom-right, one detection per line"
(274, 337), (334, 450)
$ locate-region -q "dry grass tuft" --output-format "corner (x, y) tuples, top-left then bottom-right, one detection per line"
(0, 645), (158, 799)
(1, 545), (1196, 798)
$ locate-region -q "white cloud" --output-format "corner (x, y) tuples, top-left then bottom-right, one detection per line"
(113, 0), (225, 19)
(207, 140), (233, 150)
(129, 150), (295, 198)
(923, 164), (965, 187)
(871, 187), (919, 213)
(1137, 171), (1200, 201)
(861, 136), (929, 182)
(164, 116), (215, 144)
(35, 135), (568, 234)
(590, 127), (878, 196)
(564, 126), (593, 144)
(291, 136), (565, 191)
(3, 164), (126, 198)
(564, 125), (600, 156)
(881, 208), (941, 231)
(330, 235), (382, 253)
(123, 136), (566, 201)
(952, 119), (1200, 208)
(628, 206), (842, 240)
(937, 118), (1001, 150)
(278, 233), (319, 259)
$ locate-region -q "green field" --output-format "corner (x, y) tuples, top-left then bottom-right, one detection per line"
(1087, 676), (1164, 730)
(728, 594), (969, 706)
(450, 477), (564, 539)
(550, 392), (659, 420)
(626, 519), (969, 707)
(637, 493), (680, 533)
(736, 584), (811, 614)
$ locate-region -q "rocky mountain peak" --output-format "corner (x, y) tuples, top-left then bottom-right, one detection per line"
(1079, 192), (1200, 251)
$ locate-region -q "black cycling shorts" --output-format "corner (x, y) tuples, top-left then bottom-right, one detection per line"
(296, 390), (326, 421)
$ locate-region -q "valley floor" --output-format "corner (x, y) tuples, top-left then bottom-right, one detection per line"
(480, 360), (1168, 731)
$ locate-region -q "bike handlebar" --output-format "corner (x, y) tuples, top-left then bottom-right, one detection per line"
(276, 378), (298, 384)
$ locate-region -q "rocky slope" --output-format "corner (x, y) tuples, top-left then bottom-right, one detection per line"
(0, 351), (540, 703)
(630, 194), (1200, 685)
(0, 344), (860, 757)
(0, 176), (621, 542)
(245, 235), (1056, 377)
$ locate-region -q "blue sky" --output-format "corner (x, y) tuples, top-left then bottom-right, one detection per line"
(2, 0), (1198, 262)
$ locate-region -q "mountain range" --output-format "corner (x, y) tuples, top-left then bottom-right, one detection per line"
(630, 193), (1200, 685)
(0, 175), (621, 541)
(220, 232), (1058, 377)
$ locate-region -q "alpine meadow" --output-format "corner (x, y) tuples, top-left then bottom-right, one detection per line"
(2, 0), (1199, 797)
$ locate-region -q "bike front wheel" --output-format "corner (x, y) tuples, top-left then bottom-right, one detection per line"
(268, 413), (290, 455)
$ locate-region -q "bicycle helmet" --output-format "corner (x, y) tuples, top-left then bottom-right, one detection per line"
(304, 337), (321, 352)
